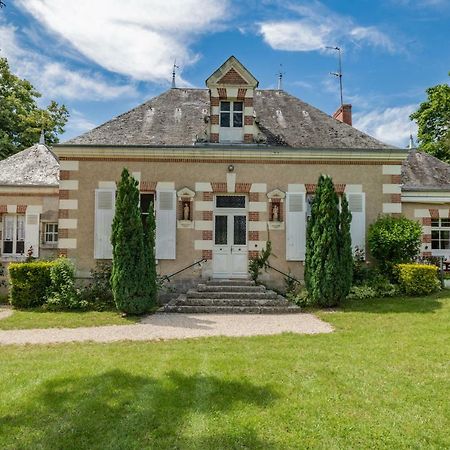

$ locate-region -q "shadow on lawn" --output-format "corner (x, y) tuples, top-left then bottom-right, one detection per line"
(1, 370), (278, 449)
(341, 293), (444, 314)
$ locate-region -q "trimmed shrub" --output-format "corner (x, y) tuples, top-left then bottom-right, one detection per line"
(396, 263), (440, 296)
(8, 261), (54, 308)
(46, 257), (86, 310)
(79, 262), (115, 310)
(368, 215), (422, 275)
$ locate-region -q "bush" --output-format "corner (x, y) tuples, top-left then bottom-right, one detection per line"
(8, 261), (55, 308)
(248, 241), (272, 283)
(368, 215), (422, 275)
(79, 262), (115, 311)
(396, 263), (440, 296)
(46, 257), (87, 310)
(0, 261), (6, 288)
(347, 285), (378, 300)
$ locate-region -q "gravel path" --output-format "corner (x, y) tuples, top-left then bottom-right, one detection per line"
(0, 313), (333, 345)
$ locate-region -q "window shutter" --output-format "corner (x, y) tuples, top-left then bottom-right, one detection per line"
(348, 193), (366, 252)
(25, 213), (40, 257)
(156, 190), (176, 260)
(94, 189), (115, 259)
(286, 192), (306, 261)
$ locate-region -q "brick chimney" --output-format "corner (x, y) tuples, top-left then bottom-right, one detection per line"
(332, 104), (352, 126)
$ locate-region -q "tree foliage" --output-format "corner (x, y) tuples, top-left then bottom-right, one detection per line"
(305, 175), (352, 307)
(111, 168), (154, 314)
(368, 215), (422, 275)
(0, 57), (69, 159)
(410, 74), (450, 162)
(143, 201), (158, 308)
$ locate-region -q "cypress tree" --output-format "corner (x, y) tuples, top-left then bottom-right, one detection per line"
(143, 201), (157, 308)
(305, 174), (341, 307)
(337, 194), (353, 300)
(111, 168), (153, 314)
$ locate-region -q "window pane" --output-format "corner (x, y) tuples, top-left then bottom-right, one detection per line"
(215, 216), (227, 245)
(234, 216), (246, 245)
(233, 102), (243, 111)
(140, 193), (154, 214)
(16, 241), (25, 254)
(441, 230), (450, 241)
(233, 112), (243, 128)
(431, 219), (439, 227)
(220, 101), (230, 112)
(431, 230), (439, 240)
(441, 219), (450, 227)
(17, 216), (25, 241)
(220, 112), (230, 127)
(3, 241), (13, 254)
(432, 240), (440, 249)
(216, 196), (246, 208)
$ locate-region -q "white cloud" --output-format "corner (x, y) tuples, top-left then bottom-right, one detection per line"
(353, 105), (417, 147)
(0, 22), (136, 100)
(16, 0), (229, 83)
(259, 1), (396, 53)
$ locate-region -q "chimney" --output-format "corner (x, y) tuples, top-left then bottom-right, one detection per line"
(332, 104), (352, 126)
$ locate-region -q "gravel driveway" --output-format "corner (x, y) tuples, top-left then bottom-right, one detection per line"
(0, 313), (333, 345)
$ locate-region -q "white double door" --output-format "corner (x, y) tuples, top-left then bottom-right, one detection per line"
(213, 212), (248, 278)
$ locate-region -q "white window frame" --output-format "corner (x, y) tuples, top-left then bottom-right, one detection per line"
(2, 214), (25, 256)
(44, 222), (58, 244)
(431, 218), (450, 255)
(220, 101), (243, 129)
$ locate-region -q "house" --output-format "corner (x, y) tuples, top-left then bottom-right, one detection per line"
(0, 56), (448, 290)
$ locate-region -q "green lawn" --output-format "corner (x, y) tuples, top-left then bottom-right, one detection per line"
(0, 293), (449, 449)
(0, 309), (140, 329)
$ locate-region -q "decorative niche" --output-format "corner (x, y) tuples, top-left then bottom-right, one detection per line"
(177, 187), (195, 228)
(267, 188), (285, 230)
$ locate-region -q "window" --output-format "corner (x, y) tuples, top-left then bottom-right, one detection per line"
(220, 101), (243, 128)
(2, 215), (25, 255)
(140, 193), (155, 229)
(216, 195), (246, 208)
(431, 218), (450, 250)
(44, 223), (58, 244)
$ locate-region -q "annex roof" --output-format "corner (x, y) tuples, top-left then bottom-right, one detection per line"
(402, 150), (450, 191)
(0, 143), (59, 186)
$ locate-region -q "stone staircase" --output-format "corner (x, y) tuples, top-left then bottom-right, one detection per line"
(161, 279), (301, 314)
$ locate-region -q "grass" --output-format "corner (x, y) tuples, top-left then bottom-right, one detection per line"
(0, 308), (140, 329)
(0, 292), (449, 449)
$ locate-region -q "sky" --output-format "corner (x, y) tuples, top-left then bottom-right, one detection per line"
(0, 0), (449, 147)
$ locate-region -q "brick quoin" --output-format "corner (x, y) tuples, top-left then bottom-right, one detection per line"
(17, 205), (27, 213)
(202, 192), (213, 201)
(202, 230), (213, 240)
(202, 211), (213, 221)
(249, 193), (259, 202)
(244, 98), (253, 107)
(249, 231), (259, 241)
(248, 251), (260, 260)
(422, 251), (432, 257)
(422, 217), (432, 226)
(210, 115), (219, 125)
(422, 234), (431, 243)
(202, 250), (212, 260)
(59, 190), (69, 199)
(391, 194), (401, 203)
(335, 184), (346, 194)
(59, 209), (69, 219)
(59, 170), (71, 180)
(244, 134), (253, 143)
(217, 88), (227, 99)
(210, 97), (220, 107)
(210, 133), (219, 143)
(235, 183), (251, 193)
(305, 184), (316, 193)
(249, 212), (260, 221)
(391, 175), (402, 184)
(217, 68), (247, 85)
(237, 88), (247, 99)
(59, 229), (69, 239)
(429, 208), (439, 219)
(0, 205), (7, 213)
(141, 181), (156, 192)
(244, 116), (253, 125)
(212, 182), (227, 193)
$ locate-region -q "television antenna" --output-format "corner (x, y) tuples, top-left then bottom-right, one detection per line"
(171, 60), (179, 89)
(277, 64), (285, 90)
(326, 46), (344, 107)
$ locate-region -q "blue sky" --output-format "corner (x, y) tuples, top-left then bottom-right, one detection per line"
(1, 0), (449, 147)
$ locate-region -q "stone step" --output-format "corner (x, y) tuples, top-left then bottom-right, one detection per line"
(186, 290), (278, 300)
(197, 284), (265, 293)
(205, 279), (255, 286)
(179, 297), (291, 307)
(162, 305), (301, 314)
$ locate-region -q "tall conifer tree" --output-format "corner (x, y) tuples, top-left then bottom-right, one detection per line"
(143, 201), (157, 308)
(338, 194), (353, 299)
(111, 168), (153, 314)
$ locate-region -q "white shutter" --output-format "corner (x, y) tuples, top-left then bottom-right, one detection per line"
(25, 212), (40, 257)
(94, 189), (115, 259)
(286, 192), (306, 261)
(156, 190), (176, 260)
(348, 193), (366, 252)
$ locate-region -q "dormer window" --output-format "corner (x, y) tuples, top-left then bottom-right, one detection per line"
(220, 101), (243, 142)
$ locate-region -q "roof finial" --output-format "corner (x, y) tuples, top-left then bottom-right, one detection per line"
(277, 64), (284, 91)
(39, 130), (45, 145)
(408, 133), (415, 149)
(171, 59), (179, 89)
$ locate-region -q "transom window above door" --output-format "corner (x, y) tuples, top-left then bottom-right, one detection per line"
(220, 101), (243, 128)
(216, 195), (246, 208)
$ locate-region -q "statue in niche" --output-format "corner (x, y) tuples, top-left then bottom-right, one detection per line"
(272, 204), (279, 221)
(183, 202), (190, 221)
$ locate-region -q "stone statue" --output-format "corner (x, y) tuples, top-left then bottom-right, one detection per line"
(272, 204), (279, 221)
(183, 202), (190, 220)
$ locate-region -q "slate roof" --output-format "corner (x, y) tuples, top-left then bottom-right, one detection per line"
(0, 144), (59, 186)
(65, 88), (392, 149)
(402, 151), (450, 191)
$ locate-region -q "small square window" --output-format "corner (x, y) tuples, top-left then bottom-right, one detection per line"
(44, 223), (58, 244)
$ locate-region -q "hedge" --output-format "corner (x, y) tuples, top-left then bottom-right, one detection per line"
(396, 263), (440, 296)
(8, 261), (56, 308)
